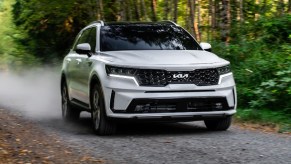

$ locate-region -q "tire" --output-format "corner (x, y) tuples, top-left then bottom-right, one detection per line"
(61, 84), (80, 121)
(91, 84), (116, 135)
(204, 116), (232, 131)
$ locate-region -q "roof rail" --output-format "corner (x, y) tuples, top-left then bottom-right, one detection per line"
(160, 20), (179, 26)
(89, 20), (104, 26)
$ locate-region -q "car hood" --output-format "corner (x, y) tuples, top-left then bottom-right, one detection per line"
(99, 50), (228, 67)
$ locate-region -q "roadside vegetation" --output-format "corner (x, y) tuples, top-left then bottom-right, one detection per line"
(0, 0), (290, 132)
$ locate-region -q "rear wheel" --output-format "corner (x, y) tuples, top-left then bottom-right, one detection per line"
(61, 84), (80, 121)
(204, 116), (232, 131)
(91, 84), (116, 135)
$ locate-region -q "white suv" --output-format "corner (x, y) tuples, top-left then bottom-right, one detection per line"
(61, 21), (237, 135)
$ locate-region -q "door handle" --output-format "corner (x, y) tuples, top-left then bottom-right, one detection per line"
(76, 59), (82, 64)
(66, 58), (71, 63)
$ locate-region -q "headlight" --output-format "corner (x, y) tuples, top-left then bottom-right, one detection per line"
(105, 65), (137, 76)
(217, 65), (231, 75)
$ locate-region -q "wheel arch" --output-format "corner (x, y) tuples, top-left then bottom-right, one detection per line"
(61, 72), (67, 93)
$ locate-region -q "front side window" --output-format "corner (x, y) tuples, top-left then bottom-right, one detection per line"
(73, 28), (92, 51)
(100, 25), (202, 51)
(88, 27), (97, 52)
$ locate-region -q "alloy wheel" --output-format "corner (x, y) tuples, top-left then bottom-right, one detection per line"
(92, 89), (101, 130)
(62, 86), (68, 118)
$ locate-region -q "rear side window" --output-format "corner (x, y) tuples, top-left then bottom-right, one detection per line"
(100, 25), (202, 51)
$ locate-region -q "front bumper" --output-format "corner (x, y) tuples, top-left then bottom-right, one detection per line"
(101, 72), (237, 120)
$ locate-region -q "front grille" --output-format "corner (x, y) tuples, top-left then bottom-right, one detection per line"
(135, 69), (168, 86)
(135, 69), (219, 86)
(113, 98), (231, 113)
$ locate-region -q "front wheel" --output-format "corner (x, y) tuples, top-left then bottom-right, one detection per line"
(61, 84), (80, 121)
(204, 116), (232, 131)
(91, 84), (116, 135)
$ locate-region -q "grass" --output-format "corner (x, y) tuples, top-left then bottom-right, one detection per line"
(235, 108), (291, 134)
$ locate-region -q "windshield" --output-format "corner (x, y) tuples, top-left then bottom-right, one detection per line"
(100, 25), (202, 51)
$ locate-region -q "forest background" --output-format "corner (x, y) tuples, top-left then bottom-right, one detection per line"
(0, 0), (290, 131)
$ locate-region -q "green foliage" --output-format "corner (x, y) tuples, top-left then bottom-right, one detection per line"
(212, 14), (291, 113)
(250, 67), (291, 113)
(12, 0), (97, 62)
(0, 0), (39, 68)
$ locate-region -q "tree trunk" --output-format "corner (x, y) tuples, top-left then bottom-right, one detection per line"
(230, 0), (238, 23)
(289, 0), (291, 13)
(261, 0), (267, 15)
(118, 0), (126, 21)
(133, 0), (140, 21)
(151, 0), (157, 21)
(89, 0), (97, 20)
(221, 0), (231, 44)
(97, 0), (104, 20)
(211, 0), (215, 28)
(208, 0), (213, 41)
(214, 0), (220, 28)
(173, 0), (178, 23)
(197, 0), (201, 42)
(277, 0), (285, 15)
(126, 0), (133, 21)
(255, 0), (260, 21)
(240, 0), (243, 23)
(164, 0), (170, 20)
(103, 0), (119, 21)
(140, 0), (148, 20)
(188, 0), (196, 38)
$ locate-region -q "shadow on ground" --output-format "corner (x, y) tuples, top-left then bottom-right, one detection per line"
(39, 112), (218, 137)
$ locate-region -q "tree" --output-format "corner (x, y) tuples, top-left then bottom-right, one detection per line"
(140, 0), (148, 20)
(289, 0), (291, 13)
(103, 0), (118, 21)
(151, 0), (157, 21)
(133, 0), (140, 21)
(240, 0), (244, 23)
(277, 0), (285, 16)
(197, 0), (201, 42)
(188, 0), (196, 37)
(97, 0), (104, 20)
(9, 0), (290, 62)
(12, 0), (98, 61)
(117, 0), (126, 21)
(173, 0), (178, 23)
(220, 0), (231, 44)
(163, 0), (171, 20)
(126, 0), (133, 21)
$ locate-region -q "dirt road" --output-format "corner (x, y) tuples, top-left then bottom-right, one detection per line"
(1, 108), (291, 164)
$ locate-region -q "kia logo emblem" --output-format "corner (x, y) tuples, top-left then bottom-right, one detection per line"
(173, 74), (189, 79)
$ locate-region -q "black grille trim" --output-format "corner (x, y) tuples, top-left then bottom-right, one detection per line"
(112, 97), (232, 113)
(135, 68), (219, 86)
(110, 90), (115, 110)
(145, 90), (215, 93)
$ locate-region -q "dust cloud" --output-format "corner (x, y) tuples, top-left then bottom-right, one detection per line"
(0, 67), (62, 119)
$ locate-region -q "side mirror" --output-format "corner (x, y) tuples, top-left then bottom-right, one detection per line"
(76, 43), (92, 57)
(200, 42), (212, 52)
